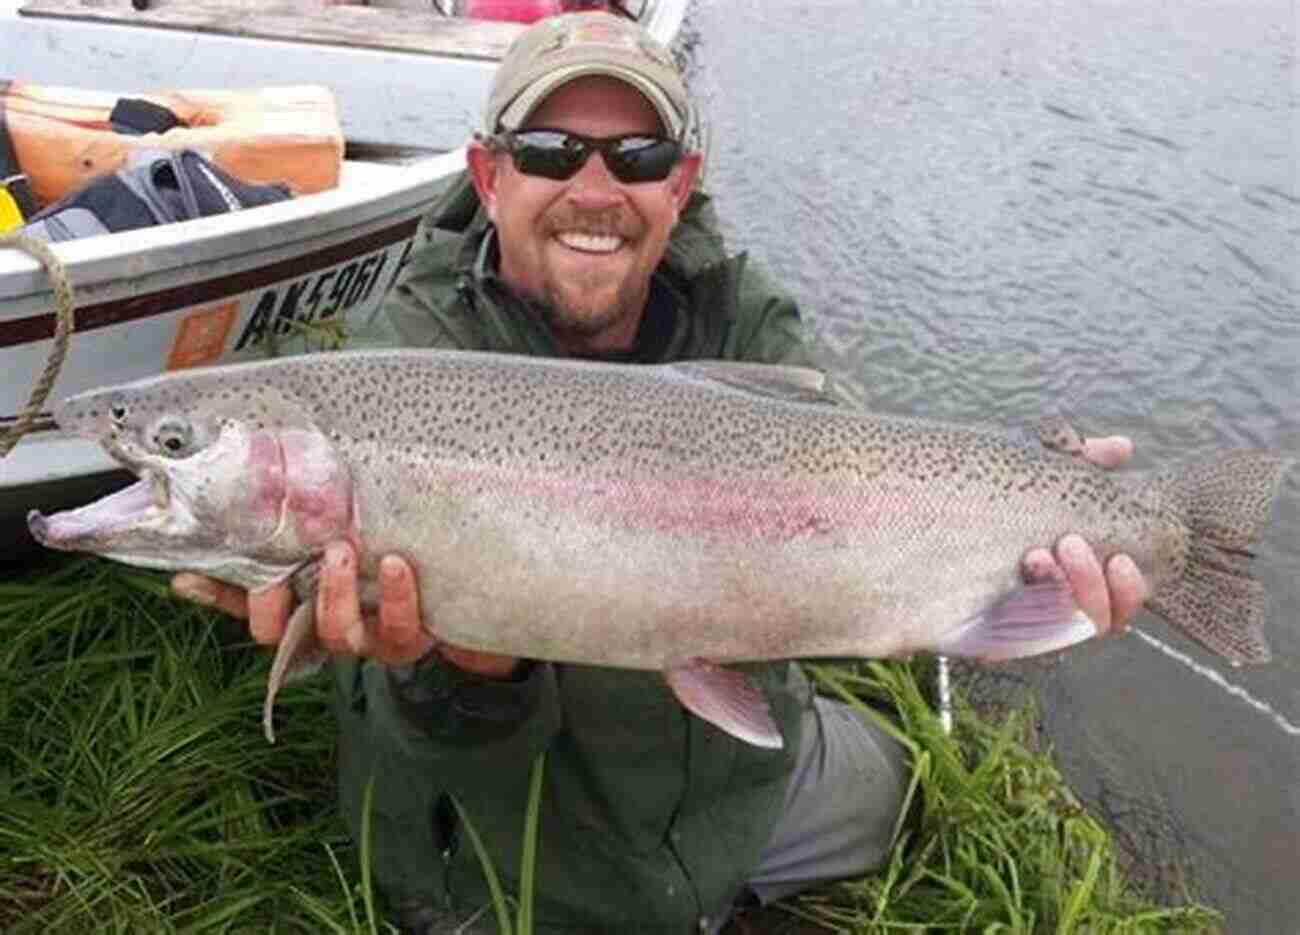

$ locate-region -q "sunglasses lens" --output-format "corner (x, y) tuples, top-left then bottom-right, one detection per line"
(509, 131), (585, 180)
(504, 132), (682, 184)
(607, 137), (682, 183)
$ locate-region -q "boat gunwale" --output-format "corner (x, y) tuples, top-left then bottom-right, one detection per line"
(0, 150), (466, 310)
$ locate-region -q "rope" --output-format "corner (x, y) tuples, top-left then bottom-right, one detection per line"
(0, 231), (76, 458)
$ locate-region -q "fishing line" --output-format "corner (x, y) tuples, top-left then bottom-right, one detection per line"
(1133, 628), (1300, 738)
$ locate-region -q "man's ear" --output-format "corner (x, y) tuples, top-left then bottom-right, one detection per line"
(669, 152), (704, 212)
(466, 141), (501, 223)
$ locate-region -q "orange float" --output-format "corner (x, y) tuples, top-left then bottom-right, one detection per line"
(0, 81), (344, 210)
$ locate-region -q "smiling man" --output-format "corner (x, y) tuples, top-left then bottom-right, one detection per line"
(173, 11), (1149, 933)
(472, 76), (697, 352)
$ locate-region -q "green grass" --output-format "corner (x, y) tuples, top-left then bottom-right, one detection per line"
(0, 555), (1221, 933)
(771, 664), (1222, 934)
(0, 555), (383, 934)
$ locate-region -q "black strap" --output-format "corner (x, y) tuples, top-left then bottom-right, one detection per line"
(109, 97), (184, 136)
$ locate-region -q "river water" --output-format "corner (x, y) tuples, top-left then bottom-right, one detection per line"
(681, 0), (1298, 930)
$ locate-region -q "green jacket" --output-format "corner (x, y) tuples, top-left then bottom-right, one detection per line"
(336, 173), (819, 933)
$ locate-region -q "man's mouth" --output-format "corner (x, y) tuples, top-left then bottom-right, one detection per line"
(555, 231), (625, 254)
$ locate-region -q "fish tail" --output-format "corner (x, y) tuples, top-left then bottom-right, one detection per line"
(1142, 451), (1292, 665)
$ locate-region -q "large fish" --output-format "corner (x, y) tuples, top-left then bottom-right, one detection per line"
(28, 350), (1291, 747)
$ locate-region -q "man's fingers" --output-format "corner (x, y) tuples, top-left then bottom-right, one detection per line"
(316, 542), (371, 655)
(171, 572), (298, 649)
(1080, 435), (1133, 470)
(1104, 553), (1150, 633)
(1020, 547), (1066, 584)
(1054, 533), (1113, 636)
(172, 573), (251, 620)
(1023, 536), (1151, 640)
(374, 555), (434, 664)
(248, 584), (294, 645)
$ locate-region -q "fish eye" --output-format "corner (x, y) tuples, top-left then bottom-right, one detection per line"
(149, 417), (195, 458)
(110, 405), (128, 423)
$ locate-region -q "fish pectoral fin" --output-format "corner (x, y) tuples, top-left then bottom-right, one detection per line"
(936, 580), (1097, 662)
(262, 601), (328, 744)
(663, 659), (784, 749)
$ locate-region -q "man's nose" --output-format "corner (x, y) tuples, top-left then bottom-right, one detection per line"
(565, 149), (623, 206)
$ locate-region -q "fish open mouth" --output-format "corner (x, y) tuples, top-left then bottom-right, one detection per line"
(28, 471), (172, 550)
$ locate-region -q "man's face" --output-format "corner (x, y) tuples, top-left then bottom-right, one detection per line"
(468, 76), (701, 355)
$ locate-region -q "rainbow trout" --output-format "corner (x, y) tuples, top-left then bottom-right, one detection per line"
(28, 350), (1291, 747)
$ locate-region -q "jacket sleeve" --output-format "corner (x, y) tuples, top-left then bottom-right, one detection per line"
(725, 255), (820, 369)
(354, 232), (484, 351)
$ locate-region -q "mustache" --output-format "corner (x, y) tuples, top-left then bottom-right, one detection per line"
(543, 207), (644, 239)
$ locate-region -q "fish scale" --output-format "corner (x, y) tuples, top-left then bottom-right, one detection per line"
(28, 348), (1292, 747)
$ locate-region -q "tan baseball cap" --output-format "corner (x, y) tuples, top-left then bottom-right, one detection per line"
(483, 12), (691, 141)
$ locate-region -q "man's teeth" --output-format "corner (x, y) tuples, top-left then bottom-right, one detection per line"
(556, 231), (623, 253)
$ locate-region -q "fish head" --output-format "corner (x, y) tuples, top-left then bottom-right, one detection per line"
(28, 374), (354, 590)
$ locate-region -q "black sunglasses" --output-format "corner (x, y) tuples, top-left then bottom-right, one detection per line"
(490, 129), (684, 184)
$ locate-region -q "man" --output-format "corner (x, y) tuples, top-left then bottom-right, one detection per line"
(174, 12), (1149, 933)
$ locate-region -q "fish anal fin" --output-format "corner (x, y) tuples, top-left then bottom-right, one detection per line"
(263, 601), (328, 744)
(937, 580), (1097, 662)
(664, 658), (783, 749)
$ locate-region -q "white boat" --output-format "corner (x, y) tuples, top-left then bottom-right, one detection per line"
(0, 0), (688, 551)
(0, 0), (687, 152)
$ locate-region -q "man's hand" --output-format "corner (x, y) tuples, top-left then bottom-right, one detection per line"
(172, 542), (519, 677)
(1020, 434), (1151, 636)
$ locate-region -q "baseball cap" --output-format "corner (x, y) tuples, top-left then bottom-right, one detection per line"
(483, 12), (691, 141)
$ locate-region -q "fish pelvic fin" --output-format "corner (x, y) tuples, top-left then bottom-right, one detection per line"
(664, 659), (784, 749)
(1142, 451), (1292, 665)
(262, 600), (328, 744)
(936, 580), (1098, 661)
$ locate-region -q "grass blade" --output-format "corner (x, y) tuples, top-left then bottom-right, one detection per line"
(517, 752), (546, 935)
(450, 796), (513, 935)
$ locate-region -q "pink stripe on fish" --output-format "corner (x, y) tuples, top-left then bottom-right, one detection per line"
(440, 461), (854, 544)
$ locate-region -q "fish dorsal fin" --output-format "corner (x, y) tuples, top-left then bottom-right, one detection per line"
(1001, 411), (1090, 459)
(1031, 413), (1088, 457)
(667, 360), (832, 403)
